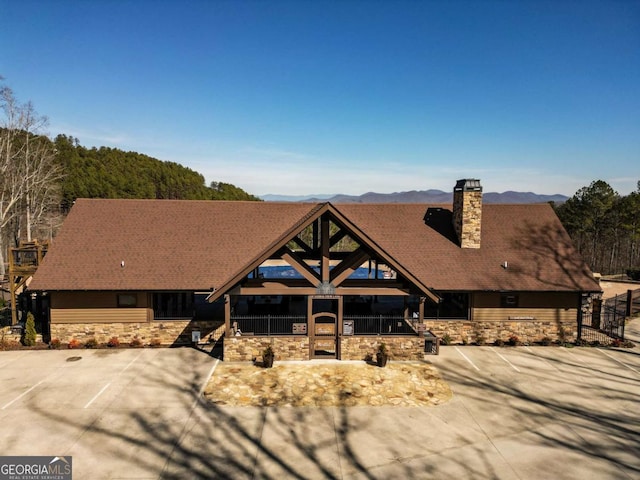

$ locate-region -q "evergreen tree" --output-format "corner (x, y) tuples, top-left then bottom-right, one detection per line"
(22, 312), (37, 347)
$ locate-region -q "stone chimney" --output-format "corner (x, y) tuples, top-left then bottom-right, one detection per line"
(453, 179), (482, 249)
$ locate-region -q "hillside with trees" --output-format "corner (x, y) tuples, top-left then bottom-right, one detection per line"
(554, 180), (640, 276)
(54, 135), (260, 210)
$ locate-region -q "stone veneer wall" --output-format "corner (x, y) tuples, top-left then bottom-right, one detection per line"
(424, 319), (577, 344)
(224, 335), (424, 362)
(340, 336), (424, 361)
(0, 327), (43, 345)
(224, 336), (310, 362)
(453, 185), (482, 249)
(49, 320), (226, 346)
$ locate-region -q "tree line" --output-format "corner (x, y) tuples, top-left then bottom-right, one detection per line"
(554, 180), (640, 277)
(0, 81), (258, 279)
(54, 134), (260, 210)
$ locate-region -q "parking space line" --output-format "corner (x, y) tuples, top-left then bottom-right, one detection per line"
(560, 346), (581, 361)
(121, 350), (145, 372)
(84, 382), (111, 409)
(455, 347), (480, 371)
(1, 379), (45, 410)
(597, 348), (640, 375)
(490, 348), (521, 372)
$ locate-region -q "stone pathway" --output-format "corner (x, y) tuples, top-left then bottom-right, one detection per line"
(203, 361), (452, 407)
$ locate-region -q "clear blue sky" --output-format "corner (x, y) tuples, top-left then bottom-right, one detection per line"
(1, 0), (638, 196)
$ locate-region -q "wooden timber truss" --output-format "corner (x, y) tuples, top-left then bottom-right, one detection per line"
(208, 204), (439, 303)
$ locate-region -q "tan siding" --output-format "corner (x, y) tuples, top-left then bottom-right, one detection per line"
(473, 307), (577, 323)
(51, 308), (150, 324)
(471, 292), (578, 323)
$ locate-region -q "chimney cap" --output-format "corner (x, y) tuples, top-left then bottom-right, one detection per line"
(454, 179), (482, 192)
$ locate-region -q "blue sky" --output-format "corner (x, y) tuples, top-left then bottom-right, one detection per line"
(1, 0), (638, 196)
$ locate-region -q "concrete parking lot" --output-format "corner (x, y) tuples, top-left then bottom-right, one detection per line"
(0, 342), (639, 479)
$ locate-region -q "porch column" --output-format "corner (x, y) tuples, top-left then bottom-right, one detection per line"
(419, 296), (426, 336)
(321, 213), (330, 283)
(224, 294), (232, 337)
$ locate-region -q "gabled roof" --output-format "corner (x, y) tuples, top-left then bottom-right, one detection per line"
(29, 198), (600, 293)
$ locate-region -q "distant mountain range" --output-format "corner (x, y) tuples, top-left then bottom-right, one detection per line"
(261, 190), (568, 204)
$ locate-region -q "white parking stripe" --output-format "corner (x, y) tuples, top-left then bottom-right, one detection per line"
(597, 348), (640, 375)
(455, 347), (480, 371)
(490, 348), (521, 372)
(84, 382), (111, 409)
(1, 379), (45, 410)
(121, 350), (145, 372)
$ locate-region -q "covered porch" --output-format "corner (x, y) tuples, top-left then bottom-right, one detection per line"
(209, 205), (440, 361)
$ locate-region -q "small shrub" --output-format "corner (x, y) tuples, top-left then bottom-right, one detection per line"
(149, 338), (162, 348)
(494, 338), (505, 347)
(475, 335), (486, 346)
(107, 336), (120, 348)
(574, 338), (587, 347)
(130, 337), (143, 348)
(21, 312), (37, 347)
(441, 334), (452, 346)
(623, 341), (635, 348)
(49, 338), (61, 349)
(557, 326), (567, 343)
(507, 335), (520, 347)
(84, 337), (98, 349)
(540, 336), (552, 346)
(68, 338), (81, 349)
(611, 338), (622, 348)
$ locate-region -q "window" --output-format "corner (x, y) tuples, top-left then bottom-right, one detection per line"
(153, 292), (194, 319)
(117, 294), (137, 307)
(424, 293), (469, 319)
(500, 294), (519, 308)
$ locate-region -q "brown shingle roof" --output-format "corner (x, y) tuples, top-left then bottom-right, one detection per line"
(336, 203), (599, 292)
(30, 199), (320, 291)
(29, 199), (599, 293)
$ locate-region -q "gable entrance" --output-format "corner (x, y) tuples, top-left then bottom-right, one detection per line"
(213, 204), (439, 361)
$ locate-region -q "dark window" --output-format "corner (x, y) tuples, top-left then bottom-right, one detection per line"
(500, 294), (519, 308)
(117, 294), (137, 307)
(424, 293), (469, 319)
(153, 292), (194, 319)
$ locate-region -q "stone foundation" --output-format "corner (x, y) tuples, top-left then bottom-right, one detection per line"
(224, 336), (310, 362)
(0, 327), (43, 345)
(49, 320), (225, 346)
(340, 336), (423, 360)
(424, 319), (577, 344)
(224, 335), (424, 362)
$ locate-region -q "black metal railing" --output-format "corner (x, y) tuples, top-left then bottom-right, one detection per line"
(581, 290), (637, 342)
(343, 315), (420, 336)
(231, 315), (307, 336)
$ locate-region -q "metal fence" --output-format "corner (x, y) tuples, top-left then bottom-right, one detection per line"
(231, 315), (307, 336)
(343, 315), (420, 336)
(580, 288), (640, 342)
(230, 314), (421, 336)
